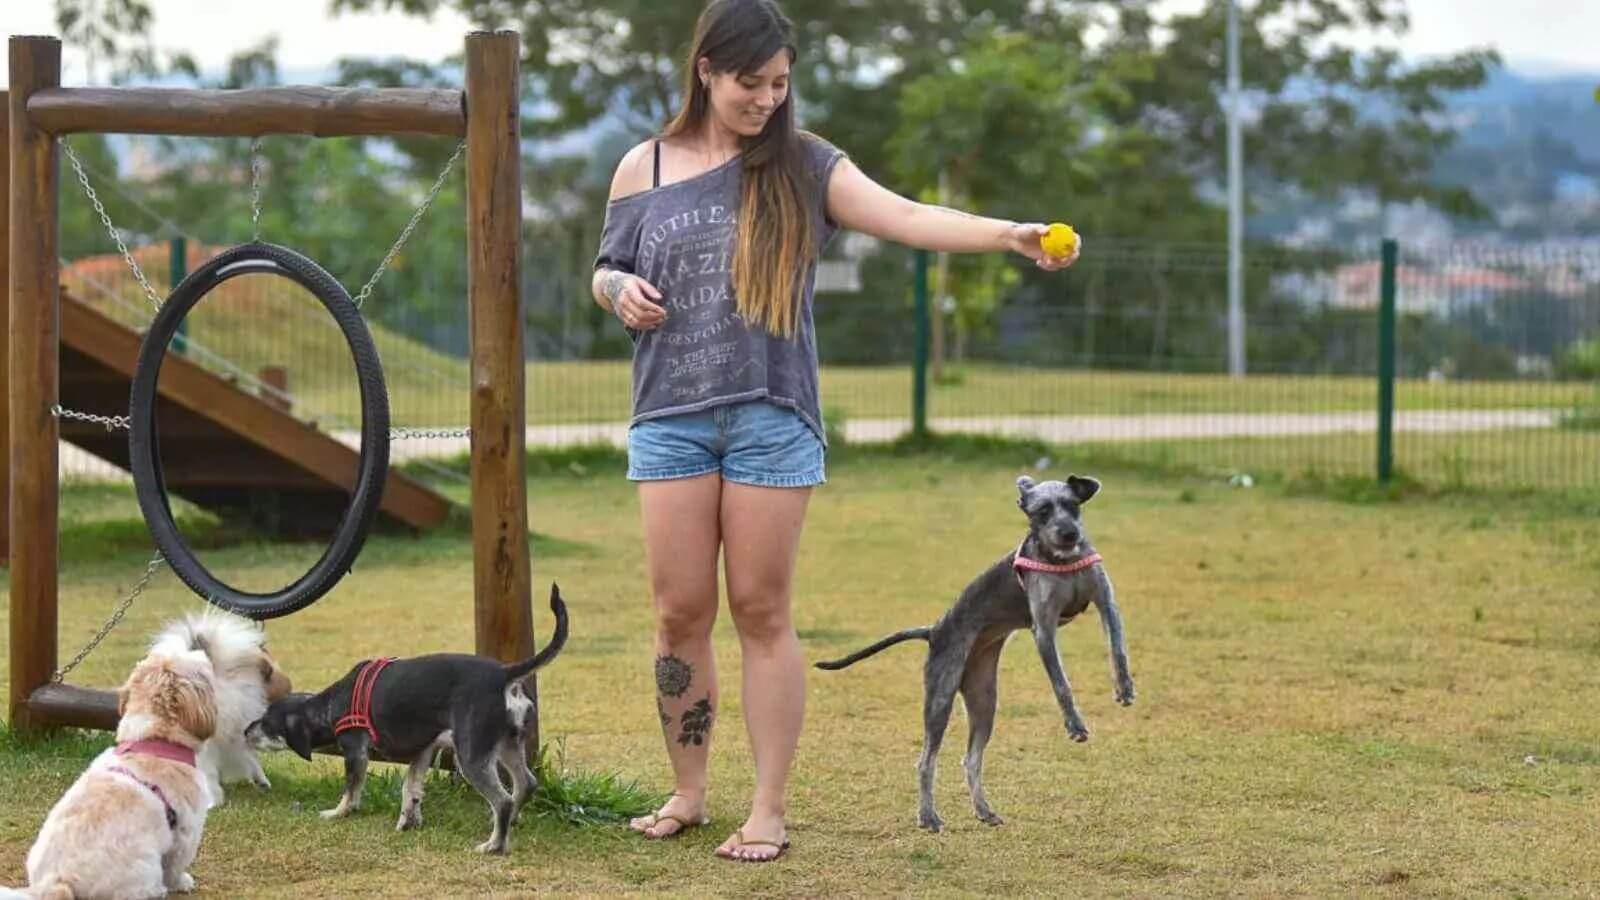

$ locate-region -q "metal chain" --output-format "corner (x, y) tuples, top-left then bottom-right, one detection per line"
(353, 141), (467, 309)
(249, 137), (265, 242)
(390, 426), (472, 440)
(52, 403), (130, 431)
(61, 143), (165, 311)
(53, 553), (167, 683)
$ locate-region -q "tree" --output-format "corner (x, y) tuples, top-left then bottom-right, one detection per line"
(328, 1), (1499, 368)
(54, 0), (196, 84)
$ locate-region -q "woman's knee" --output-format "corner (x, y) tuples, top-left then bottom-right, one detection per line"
(727, 583), (794, 644)
(654, 589), (717, 644)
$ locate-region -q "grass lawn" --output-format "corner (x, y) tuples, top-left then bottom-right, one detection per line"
(3, 447), (1599, 896)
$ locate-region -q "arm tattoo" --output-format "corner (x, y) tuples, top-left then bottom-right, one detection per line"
(600, 269), (629, 305)
(928, 204), (987, 224)
(677, 696), (714, 747)
(655, 654), (693, 698)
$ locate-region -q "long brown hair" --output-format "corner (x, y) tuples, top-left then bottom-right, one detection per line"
(661, 0), (814, 338)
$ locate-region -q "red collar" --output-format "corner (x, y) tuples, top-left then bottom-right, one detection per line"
(115, 739), (197, 768)
(335, 657), (396, 745)
(1013, 541), (1102, 589)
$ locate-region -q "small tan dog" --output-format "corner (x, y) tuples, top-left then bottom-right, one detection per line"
(3, 651), (218, 899)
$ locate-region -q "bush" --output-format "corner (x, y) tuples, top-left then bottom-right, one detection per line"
(1557, 338), (1600, 380)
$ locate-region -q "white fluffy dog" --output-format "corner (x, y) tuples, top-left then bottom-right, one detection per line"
(2, 650), (218, 899)
(149, 610), (292, 804)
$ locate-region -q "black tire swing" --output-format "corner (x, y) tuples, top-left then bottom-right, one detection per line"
(128, 242), (391, 620)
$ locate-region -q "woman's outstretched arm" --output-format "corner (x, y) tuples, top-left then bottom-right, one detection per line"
(825, 158), (1080, 270)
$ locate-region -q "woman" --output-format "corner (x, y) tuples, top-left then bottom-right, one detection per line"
(591, 0), (1079, 862)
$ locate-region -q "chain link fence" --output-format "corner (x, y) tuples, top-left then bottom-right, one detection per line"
(54, 236), (1600, 492)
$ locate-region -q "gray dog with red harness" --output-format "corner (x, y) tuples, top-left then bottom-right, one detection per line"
(815, 475), (1135, 832)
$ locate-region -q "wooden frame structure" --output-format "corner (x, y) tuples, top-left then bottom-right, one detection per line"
(6, 32), (535, 739)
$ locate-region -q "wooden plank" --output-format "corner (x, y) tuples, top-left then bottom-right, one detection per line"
(8, 36), (62, 733)
(466, 32), (533, 669)
(27, 86), (466, 138)
(59, 288), (451, 530)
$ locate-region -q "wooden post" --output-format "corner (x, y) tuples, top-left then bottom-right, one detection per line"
(258, 365), (291, 412)
(1, 89), (10, 566)
(465, 33), (533, 686)
(9, 37), (62, 732)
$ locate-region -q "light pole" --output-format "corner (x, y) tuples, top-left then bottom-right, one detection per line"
(1226, 0), (1246, 377)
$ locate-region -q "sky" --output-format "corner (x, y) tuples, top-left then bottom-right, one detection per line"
(2, 0), (1598, 89)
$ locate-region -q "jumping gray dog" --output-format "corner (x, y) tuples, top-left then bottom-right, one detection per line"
(816, 474), (1134, 832)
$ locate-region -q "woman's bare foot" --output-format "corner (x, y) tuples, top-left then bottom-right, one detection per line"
(629, 791), (709, 839)
(714, 810), (789, 862)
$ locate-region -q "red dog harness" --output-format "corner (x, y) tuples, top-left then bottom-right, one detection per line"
(1013, 542), (1103, 591)
(108, 739), (197, 830)
(334, 657), (396, 745)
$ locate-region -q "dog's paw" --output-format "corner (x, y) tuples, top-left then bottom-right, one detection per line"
(474, 838), (508, 855)
(319, 807), (349, 820)
(252, 773), (273, 791)
(917, 810), (944, 833)
(167, 872), (197, 893)
(396, 813), (421, 832)
(1116, 679), (1136, 707)
(976, 809), (1005, 827)
(1066, 718), (1091, 742)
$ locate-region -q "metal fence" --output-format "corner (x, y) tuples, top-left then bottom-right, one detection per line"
(56, 236), (1600, 492)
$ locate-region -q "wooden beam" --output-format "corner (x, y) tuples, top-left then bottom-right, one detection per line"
(1, 88), (10, 566)
(8, 36), (61, 733)
(27, 682), (117, 731)
(465, 32), (534, 705)
(27, 86), (466, 138)
(27, 683), (451, 766)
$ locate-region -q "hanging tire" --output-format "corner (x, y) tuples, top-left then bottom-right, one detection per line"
(128, 242), (390, 620)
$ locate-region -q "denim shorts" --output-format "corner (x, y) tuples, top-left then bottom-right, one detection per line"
(626, 400), (826, 488)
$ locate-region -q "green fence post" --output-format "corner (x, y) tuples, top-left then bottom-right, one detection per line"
(912, 249), (930, 439)
(169, 236), (189, 355)
(1377, 238), (1397, 483)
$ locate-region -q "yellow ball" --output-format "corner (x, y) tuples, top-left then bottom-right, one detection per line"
(1040, 223), (1078, 258)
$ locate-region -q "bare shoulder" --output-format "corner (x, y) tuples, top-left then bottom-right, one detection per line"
(609, 139), (657, 201)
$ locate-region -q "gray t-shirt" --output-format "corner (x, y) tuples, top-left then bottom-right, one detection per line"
(594, 134), (847, 443)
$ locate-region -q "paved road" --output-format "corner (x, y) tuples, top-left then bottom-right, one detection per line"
(59, 408), (1563, 478)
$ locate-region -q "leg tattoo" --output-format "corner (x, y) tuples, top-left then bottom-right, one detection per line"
(656, 654), (694, 698)
(677, 696), (714, 747)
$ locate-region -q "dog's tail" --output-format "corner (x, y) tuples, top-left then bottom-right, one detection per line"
(502, 583), (570, 681)
(813, 627), (932, 670)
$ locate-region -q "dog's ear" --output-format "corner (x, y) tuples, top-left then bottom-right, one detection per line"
(1016, 475), (1036, 508)
(1067, 475), (1101, 504)
(116, 682), (131, 717)
(260, 652), (293, 702)
(285, 712), (315, 762)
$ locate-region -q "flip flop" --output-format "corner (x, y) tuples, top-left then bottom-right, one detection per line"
(630, 811), (710, 839)
(716, 828), (791, 862)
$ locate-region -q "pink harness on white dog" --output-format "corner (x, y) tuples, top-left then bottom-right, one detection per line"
(1012, 542), (1103, 591)
(108, 740), (196, 830)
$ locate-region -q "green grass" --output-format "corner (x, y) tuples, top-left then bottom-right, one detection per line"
(5, 449), (1600, 895)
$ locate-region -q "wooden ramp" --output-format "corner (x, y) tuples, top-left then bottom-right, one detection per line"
(50, 286), (454, 538)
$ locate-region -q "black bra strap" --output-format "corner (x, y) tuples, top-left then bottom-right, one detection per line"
(652, 140), (661, 189)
